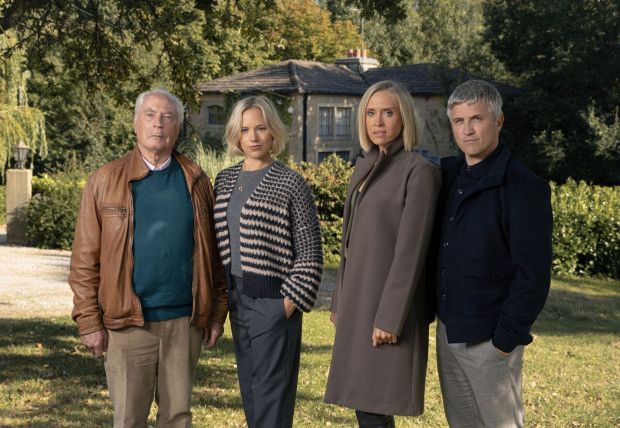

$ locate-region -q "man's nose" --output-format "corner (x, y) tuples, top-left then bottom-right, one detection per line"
(463, 121), (474, 134)
(152, 114), (164, 127)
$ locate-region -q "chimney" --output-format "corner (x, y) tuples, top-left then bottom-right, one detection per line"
(336, 48), (380, 73)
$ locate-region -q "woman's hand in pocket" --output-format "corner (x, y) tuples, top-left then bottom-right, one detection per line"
(283, 297), (296, 319)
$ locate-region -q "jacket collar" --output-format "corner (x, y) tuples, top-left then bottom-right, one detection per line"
(441, 143), (512, 192)
(125, 145), (202, 189)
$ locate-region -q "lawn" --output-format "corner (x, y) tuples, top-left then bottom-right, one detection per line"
(1, 276), (619, 427)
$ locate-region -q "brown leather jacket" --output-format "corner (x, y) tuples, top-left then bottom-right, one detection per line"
(68, 147), (228, 336)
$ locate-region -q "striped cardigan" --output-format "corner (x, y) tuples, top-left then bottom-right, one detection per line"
(213, 160), (323, 312)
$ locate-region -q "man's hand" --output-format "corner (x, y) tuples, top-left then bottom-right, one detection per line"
(372, 327), (397, 347)
(80, 330), (108, 357)
(203, 321), (224, 349)
(495, 347), (510, 358)
(330, 312), (337, 326)
(283, 297), (296, 319)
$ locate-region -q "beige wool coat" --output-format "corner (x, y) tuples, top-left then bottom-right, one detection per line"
(324, 138), (441, 416)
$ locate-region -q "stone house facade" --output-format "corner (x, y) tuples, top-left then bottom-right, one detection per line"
(191, 56), (512, 163)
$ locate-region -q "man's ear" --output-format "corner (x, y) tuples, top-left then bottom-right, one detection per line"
(497, 112), (505, 130)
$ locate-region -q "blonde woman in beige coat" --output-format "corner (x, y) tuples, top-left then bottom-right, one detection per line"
(324, 81), (441, 427)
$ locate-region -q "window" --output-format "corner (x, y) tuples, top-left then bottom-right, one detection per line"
(318, 106), (352, 137)
(335, 107), (351, 136)
(319, 107), (333, 136)
(208, 105), (225, 125)
(318, 151), (350, 163)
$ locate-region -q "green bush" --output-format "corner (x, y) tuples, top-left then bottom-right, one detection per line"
(292, 155), (353, 265)
(26, 170), (86, 250)
(0, 185), (5, 225)
(551, 179), (620, 278)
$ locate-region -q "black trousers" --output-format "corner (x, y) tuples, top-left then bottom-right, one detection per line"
(229, 277), (302, 428)
(355, 410), (396, 428)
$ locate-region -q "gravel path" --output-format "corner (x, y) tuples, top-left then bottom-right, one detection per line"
(0, 225), (73, 318)
(0, 224), (335, 319)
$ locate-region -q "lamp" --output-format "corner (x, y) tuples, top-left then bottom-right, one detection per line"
(13, 140), (30, 169)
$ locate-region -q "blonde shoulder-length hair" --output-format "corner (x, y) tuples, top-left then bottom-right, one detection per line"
(357, 80), (420, 152)
(224, 95), (288, 157)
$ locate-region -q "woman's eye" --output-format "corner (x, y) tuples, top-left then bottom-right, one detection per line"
(367, 111), (374, 117)
(385, 111), (393, 117)
(241, 128), (249, 134)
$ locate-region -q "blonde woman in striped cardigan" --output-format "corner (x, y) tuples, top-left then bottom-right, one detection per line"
(213, 95), (323, 428)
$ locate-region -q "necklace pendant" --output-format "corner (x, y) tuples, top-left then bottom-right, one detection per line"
(239, 185), (244, 191)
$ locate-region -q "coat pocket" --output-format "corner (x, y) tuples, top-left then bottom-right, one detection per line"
(462, 259), (515, 316)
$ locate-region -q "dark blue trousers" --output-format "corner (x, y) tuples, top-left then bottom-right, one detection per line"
(229, 277), (302, 428)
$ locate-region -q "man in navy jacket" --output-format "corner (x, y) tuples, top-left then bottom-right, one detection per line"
(431, 79), (552, 427)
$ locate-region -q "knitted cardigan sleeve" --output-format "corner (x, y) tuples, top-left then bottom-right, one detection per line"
(280, 173), (324, 312)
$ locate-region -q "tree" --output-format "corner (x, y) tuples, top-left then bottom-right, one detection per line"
(484, 0), (620, 183)
(1, 0), (217, 106)
(266, 0), (362, 63)
(0, 31), (46, 175)
(363, 0), (508, 82)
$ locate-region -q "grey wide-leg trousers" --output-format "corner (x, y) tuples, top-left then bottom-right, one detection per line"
(229, 277), (302, 428)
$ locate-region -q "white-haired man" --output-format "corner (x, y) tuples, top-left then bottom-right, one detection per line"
(69, 89), (227, 426)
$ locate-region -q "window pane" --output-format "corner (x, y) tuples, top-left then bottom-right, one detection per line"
(319, 107), (333, 136)
(335, 107), (351, 136)
(208, 105), (224, 125)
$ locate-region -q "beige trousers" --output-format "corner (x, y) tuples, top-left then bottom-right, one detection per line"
(105, 316), (202, 428)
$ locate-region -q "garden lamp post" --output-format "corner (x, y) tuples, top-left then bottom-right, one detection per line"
(6, 140), (32, 245)
(12, 140), (30, 169)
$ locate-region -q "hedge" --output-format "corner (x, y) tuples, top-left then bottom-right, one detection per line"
(551, 179), (620, 278)
(26, 170), (86, 250)
(22, 159), (620, 279)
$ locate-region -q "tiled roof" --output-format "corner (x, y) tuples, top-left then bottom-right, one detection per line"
(363, 64), (520, 97)
(198, 60), (519, 97)
(363, 63), (449, 95)
(198, 60), (368, 95)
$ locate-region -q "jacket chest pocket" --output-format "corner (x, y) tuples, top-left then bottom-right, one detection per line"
(100, 206), (128, 238)
(101, 206), (128, 218)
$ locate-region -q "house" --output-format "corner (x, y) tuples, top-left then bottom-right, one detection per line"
(192, 53), (510, 163)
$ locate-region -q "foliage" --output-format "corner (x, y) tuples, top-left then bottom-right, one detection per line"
(26, 167), (86, 250)
(0, 184), (5, 224)
(1, 275), (620, 426)
(1, 0), (218, 107)
(181, 141), (240, 181)
(0, 31), (47, 174)
(292, 155), (352, 264)
(267, 0), (361, 63)
(484, 0), (620, 184)
(551, 180), (620, 278)
(364, 0), (509, 82)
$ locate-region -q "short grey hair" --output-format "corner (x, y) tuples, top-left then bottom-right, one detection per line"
(134, 88), (184, 125)
(446, 80), (503, 119)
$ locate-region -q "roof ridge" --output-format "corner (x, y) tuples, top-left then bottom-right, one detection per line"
(288, 60), (304, 94)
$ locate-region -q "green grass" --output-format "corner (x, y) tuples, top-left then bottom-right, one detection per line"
(1, 276), (619, 427)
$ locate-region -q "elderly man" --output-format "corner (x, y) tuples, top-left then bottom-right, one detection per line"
(430, 80), (552, 427)
(69, 88), (227, 427)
